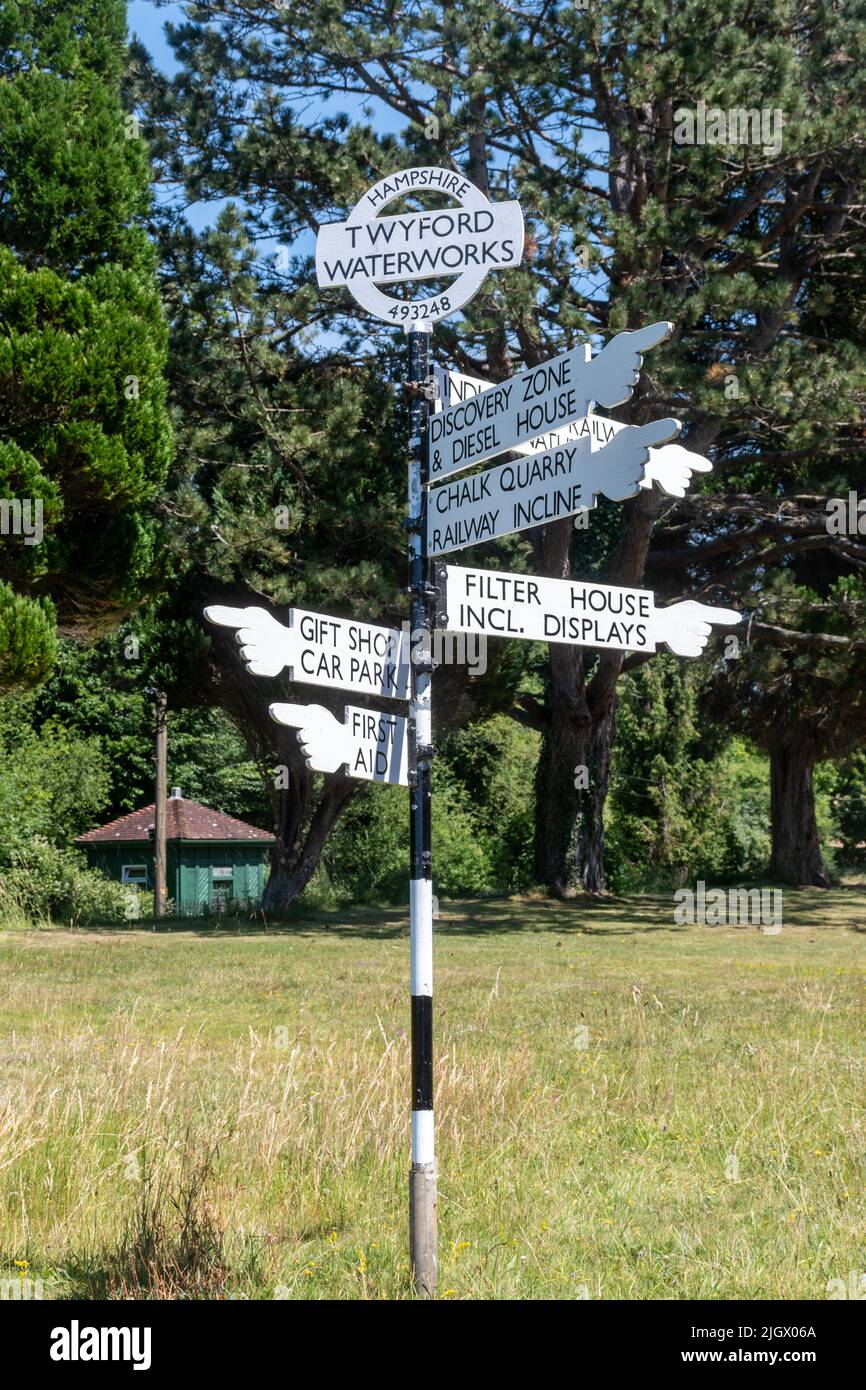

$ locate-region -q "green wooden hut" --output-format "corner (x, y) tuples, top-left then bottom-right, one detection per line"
(76, 788), (274, 914)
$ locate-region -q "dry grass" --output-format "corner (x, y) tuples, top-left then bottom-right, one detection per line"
(1, 888), (865, 1299)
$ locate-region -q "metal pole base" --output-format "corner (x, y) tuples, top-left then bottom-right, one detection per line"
(409, 1164), (438, 1298)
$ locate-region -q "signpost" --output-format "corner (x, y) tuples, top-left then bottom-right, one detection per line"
(428, 320), (674, 479)
(203, 604), (410, 700)
(434, 366), (714, 499)
(404, 327), (436, 1294)
(270, 702), (408, 785)
(440, 564), (741, 656)
(202, 162), (741, 1303)
(427, 417), (681, 555)
(316, 166), (523, 326)
(318, 167), (529, 1296)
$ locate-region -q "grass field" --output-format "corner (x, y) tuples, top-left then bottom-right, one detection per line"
(1, 889), (865, 1300)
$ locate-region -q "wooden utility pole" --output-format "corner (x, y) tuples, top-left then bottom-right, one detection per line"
(153, 691), (167, 919)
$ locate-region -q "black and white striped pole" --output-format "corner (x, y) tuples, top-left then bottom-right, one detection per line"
(406, 322), (437, 1297)
(314, 165), (524, 1300)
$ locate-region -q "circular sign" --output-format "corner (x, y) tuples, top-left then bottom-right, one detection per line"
(315, 166), (524, 326)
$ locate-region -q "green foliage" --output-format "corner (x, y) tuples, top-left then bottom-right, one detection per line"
(309, 775), (495, 907)
(0, 0), (172, 691)
(432, 780), (497, 899)
(437, 715), (538, 894)
(31, 634), (270, 826)
(607, 658), (771, 890)
(0, 693), (112, 862)
(831, 752), (866, 862)
(0, 68), (152, 274)
(0, 247), (172, 608)
(814, 762), (839, 880)
(0, 0), (151, 274)
(308, 784), (407, 907)
(302, 715), (538, 906)
(0, 837), (133, 927)
(0, 581), (56, 691)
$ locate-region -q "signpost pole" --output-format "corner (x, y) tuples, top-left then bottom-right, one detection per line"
(406, 323), (437, 1298)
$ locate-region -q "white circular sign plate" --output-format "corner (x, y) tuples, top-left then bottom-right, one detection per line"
(315, 166), (524, 326)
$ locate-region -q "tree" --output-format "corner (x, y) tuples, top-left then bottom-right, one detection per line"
(0, 0), (172, 690)
(651, 234), (866, 886)
(697, 571), (866, 885)
(144, 0), (866, 894)
(0, 691), (112, 861)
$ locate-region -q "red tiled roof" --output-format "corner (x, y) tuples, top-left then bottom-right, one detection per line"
(75, 797), (275, 845)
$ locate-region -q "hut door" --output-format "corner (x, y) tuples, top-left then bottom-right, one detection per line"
(211, 866), (234, 911)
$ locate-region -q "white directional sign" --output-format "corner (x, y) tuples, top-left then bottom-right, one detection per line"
(428, 321), (673, 479)
(442, 565), (740, 657)
(434, 367), (713, 499)
(427, 418), (681, 555)
(316, 166), (523, 326)
(204, 605), (410, 700)
(269, 702), (409, 785)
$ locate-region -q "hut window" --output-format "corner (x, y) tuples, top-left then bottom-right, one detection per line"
(122, 865), (148, 886)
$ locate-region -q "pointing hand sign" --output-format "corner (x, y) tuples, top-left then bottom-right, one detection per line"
(584, 321), (674, 410)
(204, 605), (293, 677)
(269, 701), (409, 784)
(269, 702), (349, 772)
(642, 443), (713, 499)
(589, 417), (681, 502)
(649, 600), (741, 657)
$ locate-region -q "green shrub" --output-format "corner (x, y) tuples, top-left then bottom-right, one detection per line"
(306, 767), (498, 909)
(438, 715), (538, 894)
(431, 782), (496, 898)
(0, 837), (135, 926)
(829, 751), (866, 863)
(606, 657), (773, 890)
(0, 693), (111, 862)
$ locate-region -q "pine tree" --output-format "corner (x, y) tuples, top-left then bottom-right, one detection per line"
(0, 0), (172, 691)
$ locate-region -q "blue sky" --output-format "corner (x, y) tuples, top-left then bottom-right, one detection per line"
(128, 1), (185, 76)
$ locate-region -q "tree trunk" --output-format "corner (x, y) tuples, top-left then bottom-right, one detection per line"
(529, 515), (622, 895)
(769, 744), (829, 886)
(582, 704), (616, 891)
(262, 773), (358, 912)
(533, 691), (615, 895)
(528, 472), (668, 895)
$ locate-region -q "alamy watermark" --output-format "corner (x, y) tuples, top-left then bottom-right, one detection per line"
(826, 492), (866, 535)
(674, 101), (784, 158)
(674, 881), (782, 929)
(0, 498), (43, 546)
(826, 1271), (866, 1300)
(405, 622), (486, 676)
(50, 1322), (152, 1370)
